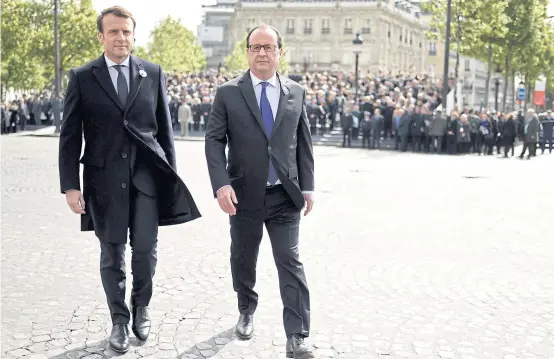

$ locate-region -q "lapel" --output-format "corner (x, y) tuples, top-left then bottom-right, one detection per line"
(125, 55), (144, 113)
(92, 55), (124, 112)
(271, 73), (290, 138)
(238, 71), (267, 139)
(237, 71), (292, 140)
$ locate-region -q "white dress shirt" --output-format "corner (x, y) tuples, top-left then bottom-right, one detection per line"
(250, 71), (282, 186)
(104, 55), (130, 93)
(249, 71), (313, 196)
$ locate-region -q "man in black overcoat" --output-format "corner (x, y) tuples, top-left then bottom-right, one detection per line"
(58, 6), (201, 353)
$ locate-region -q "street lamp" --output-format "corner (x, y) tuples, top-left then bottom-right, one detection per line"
(442, 0), (453, 111)
(352, 32), (363, 103)
(494, 64), (501, 111)
(53, 0), (62, 133)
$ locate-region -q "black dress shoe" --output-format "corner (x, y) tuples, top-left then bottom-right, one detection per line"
(286, 334), (315, 359)
(109, 324), (130, 353)
(235, 314), (254, 340)
(132, 306), (151, 341)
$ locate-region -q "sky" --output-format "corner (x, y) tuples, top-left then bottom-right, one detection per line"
(93, 0), (554, 47)
(92, 0), (217, 46)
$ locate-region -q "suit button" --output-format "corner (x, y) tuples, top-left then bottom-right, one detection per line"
(268, 146), (271, 151)
(121, 183), (127, 188)
(121, 153), (128, 159)
(124, 120), (128, 125)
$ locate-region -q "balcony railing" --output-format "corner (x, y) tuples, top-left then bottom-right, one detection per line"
(321, 28), (330, 34)
(344, 28), (353, 34)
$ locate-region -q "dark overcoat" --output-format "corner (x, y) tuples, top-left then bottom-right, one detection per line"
(59, 54), (201, 243)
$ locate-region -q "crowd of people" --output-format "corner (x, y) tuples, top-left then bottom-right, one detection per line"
(4, 69), (554, 160)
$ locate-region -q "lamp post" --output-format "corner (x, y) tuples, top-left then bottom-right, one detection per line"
(352, 32), (363, 103)
(494, 65), (501, 112)
(442, 0), (453, 112)
(53, 0), (62, 134)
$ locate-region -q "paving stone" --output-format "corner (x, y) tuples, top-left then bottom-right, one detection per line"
(2, 137), (554, 359)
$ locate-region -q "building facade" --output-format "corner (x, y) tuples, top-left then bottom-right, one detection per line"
(197, 0), (237, 69)
(229, 0), (427, 74)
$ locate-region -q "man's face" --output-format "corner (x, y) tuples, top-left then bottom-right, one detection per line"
(247, 28), (282, 78)
(98, 14), (134, 61)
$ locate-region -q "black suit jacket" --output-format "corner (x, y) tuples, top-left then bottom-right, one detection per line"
(205, 71), (314, 212)
(58, 54), (200, 243)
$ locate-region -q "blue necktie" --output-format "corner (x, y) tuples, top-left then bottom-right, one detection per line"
(260, 82), (278, 185)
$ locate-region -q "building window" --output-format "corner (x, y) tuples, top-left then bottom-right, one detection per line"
(246, 18), (256, 32)
(304, 19), (312, 34)
(362, 19), (370, 34)
(321, 19), (330, 34)
(409, 32), (412, 45)
(388, 23), (391, 38)
(264, 19), (272, 26)
(405, 29), (408, 43)
(428, 41), (437, 56)
(286, 19), (295, 34)
(465, 59), (470, 71)
(344, 18), (352, 34)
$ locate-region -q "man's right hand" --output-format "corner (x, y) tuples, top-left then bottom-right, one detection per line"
(65, 189), (86, 214)
(216, 185), (238, 216)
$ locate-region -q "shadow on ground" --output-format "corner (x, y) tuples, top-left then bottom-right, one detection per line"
(50, 327), (236, 358)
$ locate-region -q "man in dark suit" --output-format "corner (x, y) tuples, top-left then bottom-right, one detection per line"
(205, 24), (315, 359)
(519, 109), (540, 159)
(58, 6), (200, 353)
(540, 110), (553, 154)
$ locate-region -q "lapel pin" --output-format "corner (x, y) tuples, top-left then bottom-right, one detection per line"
(283, 86), (289, 95)
(139, 69), (147, 78)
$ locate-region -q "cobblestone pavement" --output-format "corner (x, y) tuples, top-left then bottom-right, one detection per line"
(2, 136), (554, 359)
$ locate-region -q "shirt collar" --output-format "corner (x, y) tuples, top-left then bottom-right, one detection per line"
(104, 54), (130, 68)
(250, 71), (278, 89)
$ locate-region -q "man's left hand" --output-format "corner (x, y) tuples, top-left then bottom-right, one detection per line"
(303, 192), (314, 216)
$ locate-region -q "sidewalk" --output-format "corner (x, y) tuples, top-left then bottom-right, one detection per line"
(14, 126), (206, 141)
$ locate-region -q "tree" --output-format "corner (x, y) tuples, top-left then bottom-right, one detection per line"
(1, 0), (101, 95)
(224, 34), (289, 74)
(139, 16), (206, 72)
(424, 0), (508, 109)
(1, 0), (50, 96)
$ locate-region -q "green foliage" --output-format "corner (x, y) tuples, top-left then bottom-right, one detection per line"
(138, 16), (206, 72)
(224, 34), (289, 74)
(424, 0), (554, 108)
(1, 0), (49, 92)
(423, 0), (509, 62)
(1, 0), (101, 94)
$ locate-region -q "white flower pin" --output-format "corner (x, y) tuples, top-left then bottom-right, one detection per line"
(139, 69), (147, 78)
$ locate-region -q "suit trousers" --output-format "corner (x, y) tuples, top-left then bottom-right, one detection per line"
(541, 137), (553, 153)
(99, 184), (158, 324)
(230, 185), (310, 338)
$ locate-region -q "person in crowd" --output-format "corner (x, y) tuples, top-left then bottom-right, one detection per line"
(360, 111), (372, 149)
(540, 110), (553, 154)
(446, 111), (459, 155)
(371, 107), (384, 149)
(501, 112), (517, 157)
(519, 109), (540, 159)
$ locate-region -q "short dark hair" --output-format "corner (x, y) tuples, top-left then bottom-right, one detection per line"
(246, 24), (283, 49)
(97, 6), (136, 33)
